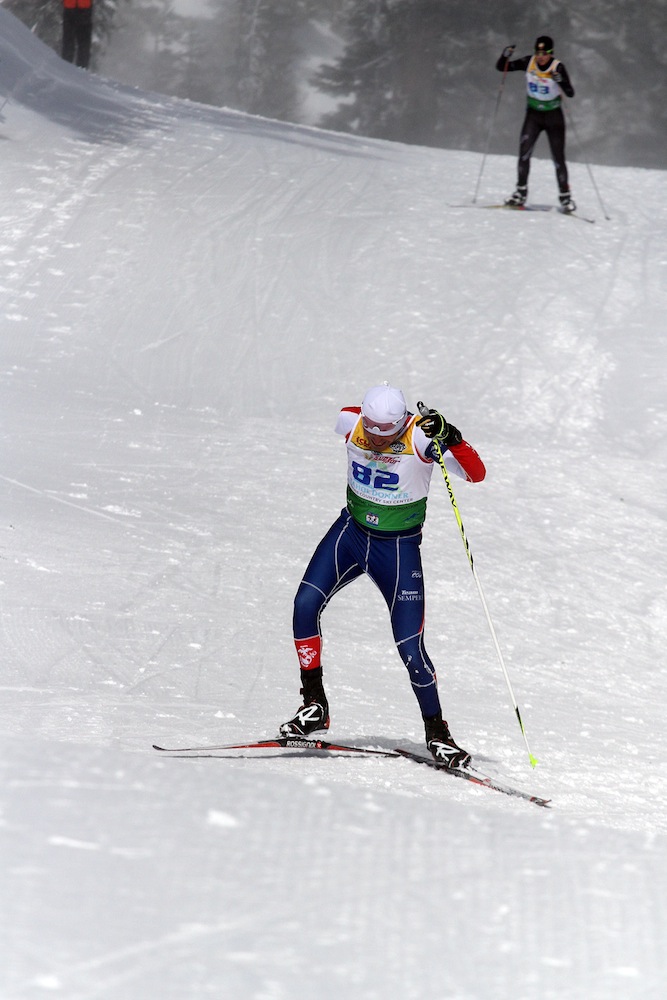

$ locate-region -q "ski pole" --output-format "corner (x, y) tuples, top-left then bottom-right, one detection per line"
(418, 403), (538, 768)
(562, 101), (611, 220)
(472, 47), (513, 204)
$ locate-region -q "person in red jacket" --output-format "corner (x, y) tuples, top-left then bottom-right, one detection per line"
(62, 0), (93, 69)
(280, 383), (486, 768)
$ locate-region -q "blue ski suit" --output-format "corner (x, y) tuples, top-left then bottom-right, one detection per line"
(293, 407), (486, 718)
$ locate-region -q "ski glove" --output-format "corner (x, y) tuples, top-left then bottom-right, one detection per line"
(502, 45), (516, 59)
(552, 71), (562, 83)
(416, 408), (462, 446)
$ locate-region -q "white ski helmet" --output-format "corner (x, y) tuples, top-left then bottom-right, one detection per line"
(360, 382), (408, 436)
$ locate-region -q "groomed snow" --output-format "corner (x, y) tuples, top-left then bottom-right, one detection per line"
(1, 10), (666, 999)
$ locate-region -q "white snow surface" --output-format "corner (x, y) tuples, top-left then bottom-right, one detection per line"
(2, 11), (667, 1000)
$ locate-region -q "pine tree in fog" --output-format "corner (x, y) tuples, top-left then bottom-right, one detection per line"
(315, 0), (496, 146)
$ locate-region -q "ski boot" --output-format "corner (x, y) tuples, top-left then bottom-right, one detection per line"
(505, 185), (527, 207)
(424, 714), (471, 769)
(280, 667), (330, 738)
(559, 192), (576, 214)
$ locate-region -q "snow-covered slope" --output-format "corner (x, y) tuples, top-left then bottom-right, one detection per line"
(1, 10), (666, 999)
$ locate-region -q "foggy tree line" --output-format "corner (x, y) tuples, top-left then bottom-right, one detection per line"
(4, 0), (666, 168)
(2, 0), (512, 139)
(3, 0), (329, 116)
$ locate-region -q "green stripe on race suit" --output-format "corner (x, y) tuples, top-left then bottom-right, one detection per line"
(346, 487), (427, 532)
(527, 96), (561, 111)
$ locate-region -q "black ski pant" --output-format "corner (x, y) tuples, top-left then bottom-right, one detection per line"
(516, 106), (569, 194)
(62, 10), (93, 69)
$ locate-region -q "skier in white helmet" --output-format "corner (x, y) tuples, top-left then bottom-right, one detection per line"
(280, 383), (486, 767)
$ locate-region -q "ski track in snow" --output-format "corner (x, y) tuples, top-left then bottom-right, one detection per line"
(1, 9), (667, 1000)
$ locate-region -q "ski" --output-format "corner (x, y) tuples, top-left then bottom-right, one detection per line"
(393, 748), (551, 808)
(449, 202), (549, 212)
(556, 207), (595, 224)
(153, 738), (550, 807)
(152, 736), (398, 756)
(483, 203), (551, 212)
(449, 202), (595, 224)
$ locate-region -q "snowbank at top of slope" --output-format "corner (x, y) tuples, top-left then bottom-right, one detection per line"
(0, 7), (144, 143)
(0, 7), (401, 158)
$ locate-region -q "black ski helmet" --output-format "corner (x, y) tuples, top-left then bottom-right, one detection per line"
(535, 35), (554, 53)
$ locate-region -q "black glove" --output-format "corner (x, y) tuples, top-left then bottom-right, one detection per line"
(552, 70), (562, 83)
(416, 404), (462, 445)
(502, 45), (516, 59)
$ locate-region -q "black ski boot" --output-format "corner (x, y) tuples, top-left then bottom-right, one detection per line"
(280, 667), (330, 738)
(424, 714), (471, 769)
(559, 191), (576, 213)
(505, 185), (527, 207)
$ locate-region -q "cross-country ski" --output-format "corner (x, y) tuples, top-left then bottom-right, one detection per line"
(449, 202), (595, 223)
(152, 737), (398, 757)
(152, 738), (551, 807)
